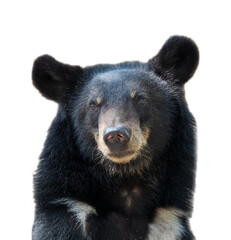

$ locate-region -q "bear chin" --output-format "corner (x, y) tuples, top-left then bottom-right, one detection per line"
(107, 151), (138, 164)
(99, 151), (152, 176)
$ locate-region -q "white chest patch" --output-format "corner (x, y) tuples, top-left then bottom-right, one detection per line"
(147, 208), (186, 240)
(51, 198), (97, 236)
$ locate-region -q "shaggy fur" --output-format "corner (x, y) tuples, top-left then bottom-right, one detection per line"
(32, 35), (199, 240)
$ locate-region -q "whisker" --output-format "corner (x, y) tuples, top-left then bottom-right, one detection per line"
(91, 149), (104, 170)
(140, 150), (151, 161)
(91, 146), (98, 162)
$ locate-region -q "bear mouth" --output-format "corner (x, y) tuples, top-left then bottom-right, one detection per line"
(107, 151), (137, 164)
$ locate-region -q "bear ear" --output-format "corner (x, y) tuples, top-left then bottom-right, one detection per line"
(148, 36), (199, 86)
(32, 55), (83, 103)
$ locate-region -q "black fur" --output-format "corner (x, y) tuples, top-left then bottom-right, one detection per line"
(32, 55), (83, 102)
(32, 36), (199, 240)
(148, 36), (199, 85)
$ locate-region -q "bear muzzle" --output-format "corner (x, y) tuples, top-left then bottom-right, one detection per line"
(95, 108), (150, 164)
(103, 126), (131, 149)
(102, 126), (137, 163)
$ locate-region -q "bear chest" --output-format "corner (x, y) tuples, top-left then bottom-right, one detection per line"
(115, 186), (142, 211)
(99, 182), (154, 215)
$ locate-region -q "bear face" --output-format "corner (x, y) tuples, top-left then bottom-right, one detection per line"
(72, 69), (172, 171)
(32, 35), (199, 176)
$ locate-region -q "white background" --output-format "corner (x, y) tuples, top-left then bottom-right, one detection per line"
(0, 1), (230, 239)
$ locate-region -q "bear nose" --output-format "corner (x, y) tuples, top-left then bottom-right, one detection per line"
(103, 127), (131, 148)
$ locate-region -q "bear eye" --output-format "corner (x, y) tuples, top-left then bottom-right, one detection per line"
(90, 101), (98, 111)
(137, 96), (147, 105)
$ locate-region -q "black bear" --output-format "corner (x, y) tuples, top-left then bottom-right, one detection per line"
(32, 36), (199, 240)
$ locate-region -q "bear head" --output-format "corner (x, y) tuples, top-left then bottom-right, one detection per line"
(32, 36), (199, 175)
